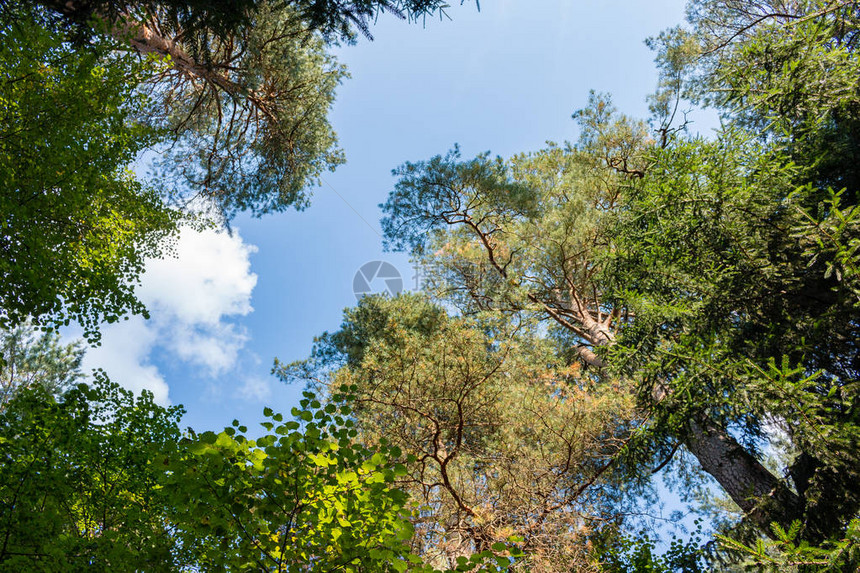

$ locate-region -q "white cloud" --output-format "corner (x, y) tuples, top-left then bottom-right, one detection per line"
(81, 225), (258, 405)
(82, 317), (170, 404)
(169, 322), (249, 374)
(139, 228), (256, 325)
(235, 375), (273, 402)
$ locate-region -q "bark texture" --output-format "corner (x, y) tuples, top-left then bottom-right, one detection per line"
(685, 414), (803, 534)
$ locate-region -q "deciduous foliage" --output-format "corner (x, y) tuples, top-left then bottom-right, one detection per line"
(0, 377), (447, 571)
(594, 523), (705, 573)
(0, 6), (178, 340)
(0, 376), (185, 570)
(166, 389), (419, 572)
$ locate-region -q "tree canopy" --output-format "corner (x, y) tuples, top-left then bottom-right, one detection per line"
(0, 377), (418, 571)
(0, 6), (178, 339)
(36, 0), (472, 217)
(372, 0), (860, 568)
(0, 322), (83, 409)
(2, 0), (859, 570)
(0, 0), (472, 339)
(286, 293), (643, 571)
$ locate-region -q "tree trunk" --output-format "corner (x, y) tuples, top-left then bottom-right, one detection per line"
(685, 414), (803, 535)
(37, 1), (256, 108)
(580, 337), (804, 536)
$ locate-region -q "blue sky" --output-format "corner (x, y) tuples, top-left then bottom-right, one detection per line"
(79, 0), (714, 433)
